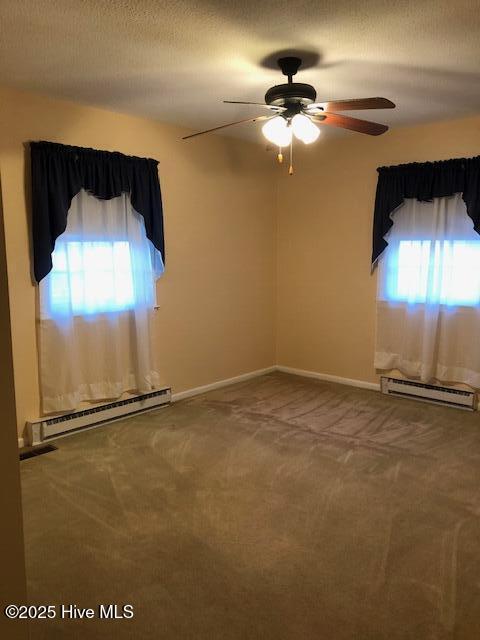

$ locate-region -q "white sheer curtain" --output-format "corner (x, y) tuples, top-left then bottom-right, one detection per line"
(375, 193), (480, 387)
(39, 189), (164, 413)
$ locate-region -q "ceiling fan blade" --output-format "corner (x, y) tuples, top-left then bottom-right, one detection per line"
(224, 100), (286, 111)
(182, 115), (272, 140)
(309, 112), (389, 136)
(306, 97), (395, 112)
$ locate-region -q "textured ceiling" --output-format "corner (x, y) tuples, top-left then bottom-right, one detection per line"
(1, 0), (480, 143)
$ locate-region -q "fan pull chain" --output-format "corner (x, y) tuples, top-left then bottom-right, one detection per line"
(277, 147), (283, 163)
(289, 138), (294, 175)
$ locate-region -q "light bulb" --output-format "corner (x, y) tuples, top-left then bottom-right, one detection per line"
(262, 116), (292, 147)
(291, 114), (320, 144)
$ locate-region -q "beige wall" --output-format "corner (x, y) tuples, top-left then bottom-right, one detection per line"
(0, 190), (28, 637)
(0, 86), (277, 438)
(276, 114), (480, 384)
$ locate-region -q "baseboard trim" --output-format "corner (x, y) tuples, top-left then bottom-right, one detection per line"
(276, 365), (380, 391)
(17, 365), (377, 445)
(171, 366), (277, 402)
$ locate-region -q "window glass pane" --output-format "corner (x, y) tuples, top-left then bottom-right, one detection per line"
(67, 242), (83, 272)
(51, 245), (67, 271)
(49, 273), (70, 311)
(395, 240), (430, 302)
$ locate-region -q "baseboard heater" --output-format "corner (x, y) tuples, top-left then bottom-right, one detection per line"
(380, 377), (475, 410)
(26, 387), (171, 446)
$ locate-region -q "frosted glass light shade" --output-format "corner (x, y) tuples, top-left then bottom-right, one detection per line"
(262, 116), (292, 147)
(291, 114), (320, 144)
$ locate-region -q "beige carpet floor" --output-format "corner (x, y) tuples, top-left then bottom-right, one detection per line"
(21, 372), (480, 639)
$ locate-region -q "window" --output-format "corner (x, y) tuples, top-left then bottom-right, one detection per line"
(49, 240), (135, 315)
(40, 190), (163, 322)
(386, 239), (480, 306)
(35, 160), (165, 412)
(375, 194), (480, 388)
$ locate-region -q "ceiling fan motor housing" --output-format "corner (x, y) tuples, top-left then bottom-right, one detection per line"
(265, 82), (317, 108)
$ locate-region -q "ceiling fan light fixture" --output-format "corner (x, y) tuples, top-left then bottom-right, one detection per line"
(183, 55), (395, 176)
(291, 114), (320, 144)
(261, 116), (292, 147)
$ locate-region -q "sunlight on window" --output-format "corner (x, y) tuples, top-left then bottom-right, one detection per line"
(387, 240), (480, 306)
(49, 241), (135, 314)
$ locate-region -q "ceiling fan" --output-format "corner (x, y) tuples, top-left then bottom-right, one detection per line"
(182, 56), (395, 173)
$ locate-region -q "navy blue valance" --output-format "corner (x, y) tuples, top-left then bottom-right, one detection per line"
(31, 141), (165, 282)
(372, 155), (480, 265)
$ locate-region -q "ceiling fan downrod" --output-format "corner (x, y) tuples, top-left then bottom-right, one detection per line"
(277, 56), (302, 84)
